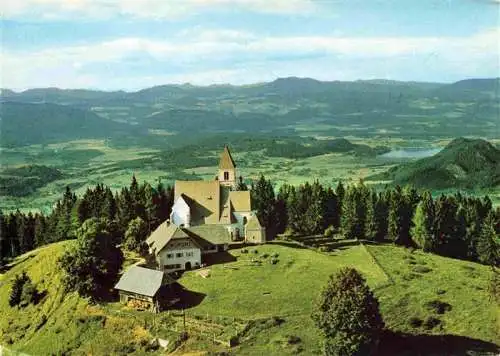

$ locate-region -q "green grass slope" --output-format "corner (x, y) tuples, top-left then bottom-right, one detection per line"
(0, 240), (498, 355)
(369, 138), (500, 189)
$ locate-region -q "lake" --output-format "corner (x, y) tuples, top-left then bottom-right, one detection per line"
(380, 147), (442, 159)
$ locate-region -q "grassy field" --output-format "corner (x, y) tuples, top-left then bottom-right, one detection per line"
(1, 240), (498, 355)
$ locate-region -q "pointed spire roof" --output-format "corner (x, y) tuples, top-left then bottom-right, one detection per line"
(219, 145), (236, 169)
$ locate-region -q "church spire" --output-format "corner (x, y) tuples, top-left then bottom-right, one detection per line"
(218, 145), (237, 188)
(219, 145), (236, 169)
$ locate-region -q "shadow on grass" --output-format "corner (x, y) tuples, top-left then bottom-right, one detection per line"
(169, 284), (206, 310)
(378, 330), (499, 356)
(0, 254), (36, 274)
(202, 251), (237, 266)
(268, 241), (309, 249)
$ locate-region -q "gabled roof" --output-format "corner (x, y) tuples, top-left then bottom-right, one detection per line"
(146, 221), (191, 253)
(229, 191), (251, 212)
(246, 214), (263, 230)
(114, 266), (173, 297)
(219, 145), (236, 169)
(174, 180), (221, 224)
(185, 225), (232, 246)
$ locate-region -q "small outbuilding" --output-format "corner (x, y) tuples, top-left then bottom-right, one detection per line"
(114, 266), (175, 312)
(244, 214), (266, 244)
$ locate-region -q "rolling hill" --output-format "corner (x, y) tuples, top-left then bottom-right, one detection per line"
(369, 138), (500, 189)
(2, 77), (499, 147)
(0, 240), (497, 355)
(0, 102), (142, 147)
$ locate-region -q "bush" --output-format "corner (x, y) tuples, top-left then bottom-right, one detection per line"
(20, 280), (38, 308)
(241, 248), (248, 254)
(412, 266), (432, 274)
(261, 253), (269, 259)
(270, 258), (279, 265)
(271, 253), (279, 258)
(9, 272), (34, 308)
(424, 300), (452, 314)
(312, 268), (384, 356)
(286, 335), (302, 345)
(423, 316), (442, 330)
(408, 317), (423, 328)
(252, 249), (259, 254)
(324, 225), (335, 238)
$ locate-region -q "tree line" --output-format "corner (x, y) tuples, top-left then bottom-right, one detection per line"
(1, 174), (498, 268)
(251, 176), (499, 266)
(0, 176), (174, 266)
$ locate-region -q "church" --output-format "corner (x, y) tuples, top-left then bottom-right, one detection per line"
(145, 146), (266, 273)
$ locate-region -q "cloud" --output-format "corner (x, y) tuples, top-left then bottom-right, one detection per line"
(1, 0), (319, 20)
(2, 27), (498, 90)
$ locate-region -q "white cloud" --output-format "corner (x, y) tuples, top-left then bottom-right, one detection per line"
(2, 27), (498, 90)
(1, 0), (319, 20)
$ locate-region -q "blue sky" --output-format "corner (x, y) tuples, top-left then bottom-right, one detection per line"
(2, 0), (499, 90)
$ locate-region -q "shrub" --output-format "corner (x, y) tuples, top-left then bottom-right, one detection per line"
(423, 316), (442, 330)
(241, 248), (248, 254)
(412, 266), (432, 274)
(408, 317), (423, 328)
(261, 253), (269, 259)
(286, 335), (302, 345)
(252, 249), (259, 254)
(20, 280), (38, 308)
(312, 268), (384, 356)
(424, 300), (452, 314)
(271, 253), (279, 258)
(270, 258), (279, 265)
(324, 225), (335, 238)
(9, 272), (33, 308)
(266, 316), (285, 327)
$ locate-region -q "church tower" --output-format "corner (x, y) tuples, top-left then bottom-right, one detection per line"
(218, 145), (236, 188)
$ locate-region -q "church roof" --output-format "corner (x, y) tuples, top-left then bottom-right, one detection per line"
(219, 145), (236, 169)
(229, 191), (251, 212)
(146, 221), (191, 253)
(174, 180), (221, 224)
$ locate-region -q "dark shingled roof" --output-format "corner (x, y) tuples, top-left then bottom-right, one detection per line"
(114, 266), (173, 297)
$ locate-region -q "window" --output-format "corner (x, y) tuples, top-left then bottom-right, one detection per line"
(224, 171), (229, 180)
(165, 264), (181, 269)
(186, 252), (194, 257)
(176, 252), (183, 258)
(166, 253), (174, 259)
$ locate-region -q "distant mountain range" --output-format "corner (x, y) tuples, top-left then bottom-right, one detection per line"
(368, 138), (500, 189)
(1, 77), (498, 148)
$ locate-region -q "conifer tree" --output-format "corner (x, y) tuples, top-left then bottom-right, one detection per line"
(476, 212), (499, 267)
(250, 175), (276, 235)
(365, 191), (378, 241)
(334, 181), (345, 230)
(388, 186), (403, 243)
(341, 186), (356, 239)
(411, 191), (435, 251)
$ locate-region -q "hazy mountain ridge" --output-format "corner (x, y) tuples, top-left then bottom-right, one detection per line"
(1, 77), (498, 148)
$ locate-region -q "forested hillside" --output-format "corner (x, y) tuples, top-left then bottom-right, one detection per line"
(369, 138), (500, 189)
